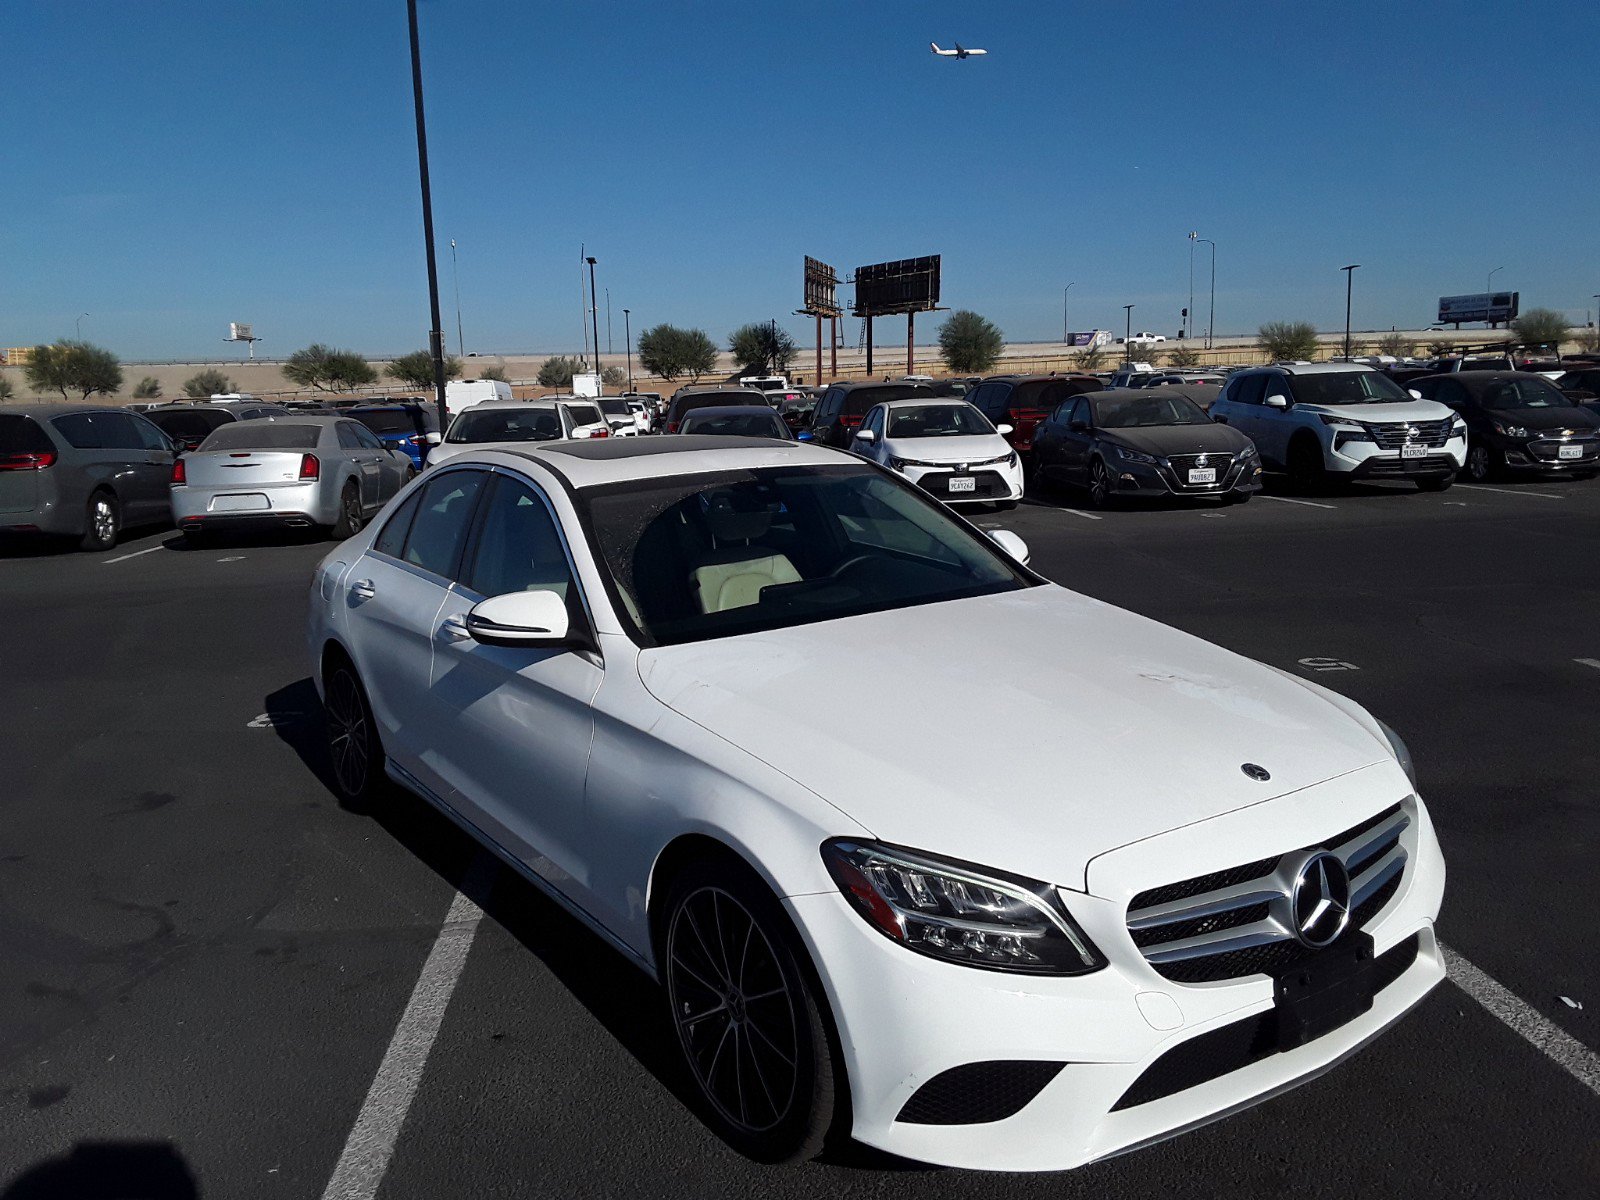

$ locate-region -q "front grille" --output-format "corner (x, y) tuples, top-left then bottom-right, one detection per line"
(1110, 933), (1422, 1111)
(1361, 454), (1455, 476)
(1365, 418), (1454, 449)
(1164, 453), (1237, 491)
(1126, 803), (1410, 984)
(896, 1060), (1066, 1125)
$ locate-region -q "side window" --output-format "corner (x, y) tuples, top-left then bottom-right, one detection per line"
(1064, 398), (1084, 426)
(462, 476), (578, 603)
(864, 406), (885, 436)
(129, 413), (171, 451)
(1235, 374), (1268, 406)
(91, 412), (143, 450)
(819, 389), (842, 421)
(51, 413), (102, 448)
(1434, 380), (1466, 407)
(353, 424), (385, 451)
(402, 471), (487, 579)
(373, 487), (423, 558)
(336, 422), (363, 450)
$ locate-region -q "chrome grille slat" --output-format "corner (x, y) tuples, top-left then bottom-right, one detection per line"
(1364, 418), (1454, 449)
(1126, 881), (1283, 930)
(1333, 809), (1410, 872)
(1349, 844), (1405, 906)
(1141, 917), (1293, 964)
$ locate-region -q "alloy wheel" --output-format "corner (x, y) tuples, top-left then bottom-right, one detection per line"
(342, 489), (363, 535)
(666, 886), (801, 1135)
(1089, 460), (1110, 507)
(1466, 444), (1491, 482)
(325, 669), (370, 798)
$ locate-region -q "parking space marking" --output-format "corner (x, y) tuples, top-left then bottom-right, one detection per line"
(1575, 659), (1600, 672)
(320, 857), (493, 1200)
(1051, 508), (1103, 521)
(1442, 942), (1600, 1098)
(1258, 495), (1337, 510)
(103, 546), (164, 564)
(1456, 484), (1563, 500)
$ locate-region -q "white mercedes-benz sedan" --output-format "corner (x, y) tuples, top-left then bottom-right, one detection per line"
(306, 436), (1445, 1171)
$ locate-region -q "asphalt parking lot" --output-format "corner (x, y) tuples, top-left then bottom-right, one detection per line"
(3, 472), (1598, 1199)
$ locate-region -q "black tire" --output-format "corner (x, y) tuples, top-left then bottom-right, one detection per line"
(1417, 474), (1453, 492)
(660, 860), (839, 1163)
(322, 656), (384, 810)
(79, 490), (120, 552)
(1461, 442), (1495, 482)
(331, 483), (364, 540)
(1286, 437), (1326, 495)
(1086, 457), (1114, 509)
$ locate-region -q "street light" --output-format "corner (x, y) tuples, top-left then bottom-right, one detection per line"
(585, 256), (601, 383)
(1063, 282), (1074, 344)
(623, 308), (633, 393)
(405, 0), (449, 436)
(76, 312), (88, 339)
(1341, 264), (1360, 359)
(1122, 304), (1135, 362)
(449, 239), (464, 359)
(1190, 236), (1216, 349)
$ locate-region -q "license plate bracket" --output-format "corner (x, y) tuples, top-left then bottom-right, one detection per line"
(1273, 933), (1376, 1051)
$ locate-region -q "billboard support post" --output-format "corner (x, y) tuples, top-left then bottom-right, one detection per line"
(865, 316), (874, 376)
(907, 311), (915, 376)
(830, 317), (837, 378)
(850, 254), (942, 380)
(799, 256), (844, 384)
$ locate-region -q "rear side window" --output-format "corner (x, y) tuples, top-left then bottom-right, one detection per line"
(1232, 375), (1268, 406)
(0, 415), (54, 455)
(51, 412), (104, 448)
(402, 471), (487, 579)
(566, 404), (603, 427)
(374, 488), (423, 558)
(199, 423), (324, 451)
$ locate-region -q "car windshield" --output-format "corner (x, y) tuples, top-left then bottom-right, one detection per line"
(681, 413), (787, 438)
(599, 400), (631, 418)
(1287, 371), (1409, 405)
(582, 465), (1032, 647)
(778, 398), (816, 417)
(197, 423), (322, 450)
(1094, 394), (1211, 427)
(1479, 378), (1572, 409)
(887, 405), (993, 437)
(447, 408), (563, 443)
(1460, 358), (1514, 371)
(351, 410), (417, 435)
(564, 404), (604, 427)
(841, 385), (931, 416)
(150, 410), (233, 439)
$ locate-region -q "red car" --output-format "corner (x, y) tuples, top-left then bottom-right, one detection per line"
(965, 374), (1103, 461)
(807, 382), (935, 448)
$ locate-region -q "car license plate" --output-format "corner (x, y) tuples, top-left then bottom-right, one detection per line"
(1187, 468), (1217, 484)
(1273, 934), (1376, 1050)
(948, 475), (976, 494)
(1400, 445), (1427, 460)
(1559, 444), (1582, 460)
(209, 493), (270, 512)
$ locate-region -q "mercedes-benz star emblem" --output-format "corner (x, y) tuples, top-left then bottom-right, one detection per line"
(1288, 851), (1352, 948)
(1241, 763), (1271, 781)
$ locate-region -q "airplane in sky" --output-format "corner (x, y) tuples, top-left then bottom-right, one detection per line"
(930, 42), (987, 59)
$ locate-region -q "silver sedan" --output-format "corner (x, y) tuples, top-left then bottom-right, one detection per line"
(172, 415), (413, 541)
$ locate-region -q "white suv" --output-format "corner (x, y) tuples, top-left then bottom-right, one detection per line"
(1209, 363), (1466, 491)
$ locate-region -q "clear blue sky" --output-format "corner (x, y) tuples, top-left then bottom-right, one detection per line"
(4, 0), (1598, 360)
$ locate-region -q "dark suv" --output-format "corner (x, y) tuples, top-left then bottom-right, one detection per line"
(145, 402), (289, 452)
(663, 388), (769, 434)
(807, 382), (934, 448)
(965, 375), (1103, 461)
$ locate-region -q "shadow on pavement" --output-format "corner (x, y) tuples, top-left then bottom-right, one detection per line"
(3, 1139), (199, 1199)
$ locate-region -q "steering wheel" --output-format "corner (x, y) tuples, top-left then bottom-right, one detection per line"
(827, 553), (878, 582)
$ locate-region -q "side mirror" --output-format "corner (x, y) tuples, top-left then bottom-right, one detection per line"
(854, 429), (878, 443)
(1068, 420), (1089, 433)
(995, 423), (1014, 436)
(1408, 389), (1423, 400)
(466, 590), (571, 647)
(988, 529), (1030, 566)
(425, 431), (443, 445)
(1264, 394), (1290, 409)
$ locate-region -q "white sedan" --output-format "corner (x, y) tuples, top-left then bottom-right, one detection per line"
(307, 437), (1444, 1171)
(850, 398), (1024, 509)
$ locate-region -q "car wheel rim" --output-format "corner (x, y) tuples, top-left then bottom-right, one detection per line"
(326, 670), (368, 796)
(667, 886), (800, 1135)
(92, 499), (115, 543)
(344, 491), (362, 533)
(1090, 464), (1107, 504)
(1468, 447), (1488, 480)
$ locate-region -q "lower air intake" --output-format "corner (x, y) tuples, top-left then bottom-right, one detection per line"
(896, 1060), (1066, 1125)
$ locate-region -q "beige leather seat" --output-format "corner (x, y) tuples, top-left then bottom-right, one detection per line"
(689, 493), (801, 614)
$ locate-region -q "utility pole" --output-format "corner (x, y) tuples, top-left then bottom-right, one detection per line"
(605, 287), (613, 356)
(1123, 304), (1135, 363)
(406, 0), (448, 434)
(1063, 282), (1074, 343)
(449, 239), (464, 358)
(586, 256), (601, 383)
(623, 308), (633, 392)
(1342, 264), (1361, 359)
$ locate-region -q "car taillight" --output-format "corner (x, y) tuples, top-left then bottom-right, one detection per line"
(0, 451), (57, 471)
(593, 427), (609, 438)
(299, 453), (320, 480)
(667, 421), (679, 433)
(171, 457), (187, 485)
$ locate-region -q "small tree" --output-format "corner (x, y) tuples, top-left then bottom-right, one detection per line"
(1376, 332), (1415, 357)
(133, 376), (163, 399)
(729, 322), (798, 374)
(1510, 308), (1572, 351)
(25, 340), (123, 402)
(1258, 321), (1320, 362)
(601, 365), (626, 388)
(285, 343), (378, 392)
(1166, 343), (1201, 368)
(1069, 345), (1106, 371)
(476, 364), (507, 382)
(388, 350), (462, 391)
(638, 325), (719, 383)
(537, 356), (581, 388)
(182, 368), (236, 398)
(938, 310), (1004, 373)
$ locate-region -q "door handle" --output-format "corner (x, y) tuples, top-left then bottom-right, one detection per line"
(350, 578), (376, 601)
(439, 613), (473, 642)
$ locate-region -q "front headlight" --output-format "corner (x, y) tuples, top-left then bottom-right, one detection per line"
(1492, 421), (1529, 439)
(1377, 720), (1417, 788)
(1451, 417), (1467, 435)
(821, 840), (1106, 975)
(889, 455), (935, 470)
(1114, 445), (1160, 466)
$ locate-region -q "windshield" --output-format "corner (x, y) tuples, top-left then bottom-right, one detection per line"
(1478, 378), (1572, 409)
(681, 412), (787, 438)
(599, 400), (631, 417)
(1287, 371), (1409, 405)
(1094, 394), (1212, 427)
(582, 465), (1032, 647)
(447, 407), (563, 443)
(149, 409), (234, 439)
(1460, 358), (1514, 371)
(198, 423), (322, 451)
(563, 404), (604, 428)
(350, 410), (418, 435)
(887, 405), (994, 438)
(842, 385), (932, 417)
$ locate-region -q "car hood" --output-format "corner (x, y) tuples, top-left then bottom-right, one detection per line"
(1484, 406), (1599, 432)
(881, 433), (1012, 462)
(1295, 400), (1452, 423)
(427, 439), (561, 467)
(1101, 424), (1251, 457)
(636, 586), (1390, 893)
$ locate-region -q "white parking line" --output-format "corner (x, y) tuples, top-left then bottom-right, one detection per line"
(1455, 484), (1563, 500)
(1442, 942), (1600, 1098)
(1052, 507), (1103, 521)
(1258, 495), (1337, 510)
(320, 860), (491, 1200)
(103, 546), (163, 564)
(1575, 658), (1600, 672)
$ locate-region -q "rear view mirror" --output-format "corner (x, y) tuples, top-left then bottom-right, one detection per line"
(854, 429), (878, 443)
(995, 423), (1014, 436)
(988, 529), (1030, 566)
(466, 590), (570, 647)
(1264, 394), (1290, 409)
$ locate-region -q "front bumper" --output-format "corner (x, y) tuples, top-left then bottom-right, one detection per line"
(172, 481), (335, 529)
(900, 459), (1024, 505)
(1494, 432), (1600, 474)
(1106, 454), (1262, 499)
(1329, 435), (1466, 479)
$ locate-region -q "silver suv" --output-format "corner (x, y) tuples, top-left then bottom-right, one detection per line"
(1208, 363), (1466, 491)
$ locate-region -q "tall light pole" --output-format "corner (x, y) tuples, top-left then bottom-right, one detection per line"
(1123, 304), (1135, 363)
(1341, 264), (1360, 359)
(1187, 231), (1198, 341)
(623, 308), (633, 393)
(406, 0), (449, 435)
(76, 313), (88, 339)
(1063, 282), (1075, 343)
(605, 288), (613, 356)
(1487, 266), (1505, 329)
(1194, 237), (1216, 348)
(586, 256), (601, 383)
(449, 239), (464, 358)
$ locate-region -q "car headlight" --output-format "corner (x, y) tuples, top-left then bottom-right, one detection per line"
(1450, 417), (1467, 435)
(821, 840), (1105, 975)
(1115, 445), (1160, 466)
(1376, 719), (1417, 788)
(1319, 415), (1373, 439)
(889, 455), (935, 470)
(1492, 421), (1529, 439)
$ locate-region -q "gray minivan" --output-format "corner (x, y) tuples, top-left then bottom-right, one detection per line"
(0, 405), (178, 551)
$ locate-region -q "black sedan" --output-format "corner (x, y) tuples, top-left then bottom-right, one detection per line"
(1412, 372), (1600, 481)
(1030, 388), (1262, 508)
